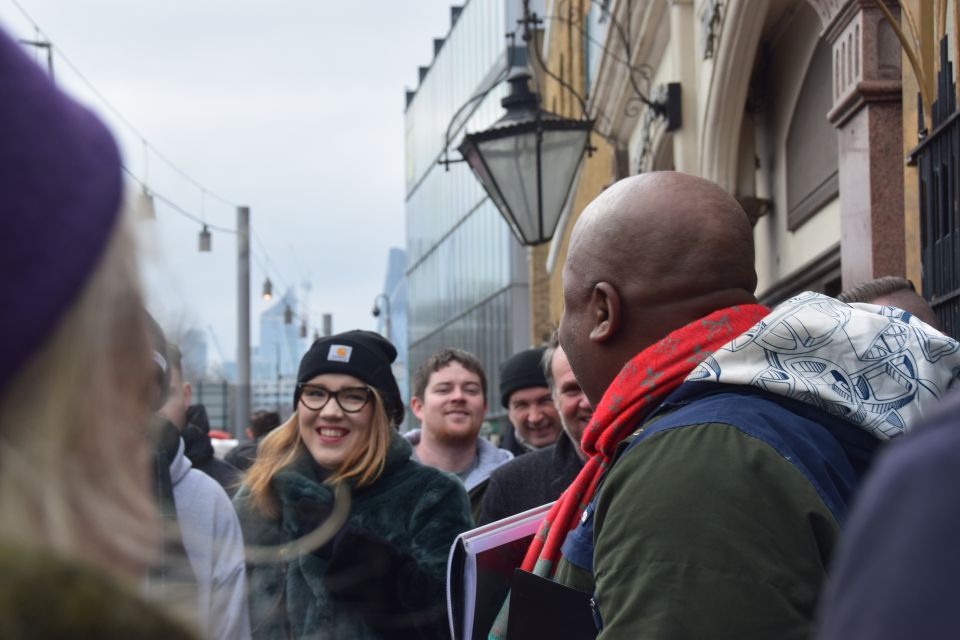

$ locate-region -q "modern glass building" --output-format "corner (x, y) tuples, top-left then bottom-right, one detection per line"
(377, 247), (410, 408)
(404, 0), (542, 423)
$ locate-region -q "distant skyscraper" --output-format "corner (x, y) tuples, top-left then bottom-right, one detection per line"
(255, 289), (305, 378)
(252, 289), (306, 418)
(180, 328), (208, 383)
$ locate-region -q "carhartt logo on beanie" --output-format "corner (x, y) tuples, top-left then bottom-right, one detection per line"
(295, 330), (404, 426)
(328, 345), (353, 363)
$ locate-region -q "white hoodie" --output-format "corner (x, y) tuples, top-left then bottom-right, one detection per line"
(169, 438), (252, 640)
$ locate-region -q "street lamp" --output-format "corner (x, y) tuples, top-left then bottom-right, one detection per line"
(371, 293), (392, 342)
(262, 277), (273, 300)
(457, 68), (594, 246)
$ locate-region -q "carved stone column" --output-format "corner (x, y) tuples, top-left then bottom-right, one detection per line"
(824, 0), (905, 288)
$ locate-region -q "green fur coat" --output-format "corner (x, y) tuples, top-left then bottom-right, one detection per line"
(234, 432), (472, 640)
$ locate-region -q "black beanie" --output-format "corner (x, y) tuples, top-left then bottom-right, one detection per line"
(499, 346), (548, 408)
(295, 330), (404, 426)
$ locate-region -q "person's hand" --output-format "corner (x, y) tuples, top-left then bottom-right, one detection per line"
(292, 498), (336, 557)
(324, 529), (406, 605)
(324, 530), (445, 639)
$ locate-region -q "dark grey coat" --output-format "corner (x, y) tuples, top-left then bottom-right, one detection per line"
(477, 434), (584, 525)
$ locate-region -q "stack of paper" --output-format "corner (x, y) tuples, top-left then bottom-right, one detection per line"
(446, 502), (554, 640)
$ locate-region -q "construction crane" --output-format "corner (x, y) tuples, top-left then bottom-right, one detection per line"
(207, 325), (227, 367)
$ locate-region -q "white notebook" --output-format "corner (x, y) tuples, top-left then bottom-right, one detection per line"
(446, 501), (554, 640)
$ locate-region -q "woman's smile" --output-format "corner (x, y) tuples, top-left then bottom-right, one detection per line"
(315, 426), (350, 444)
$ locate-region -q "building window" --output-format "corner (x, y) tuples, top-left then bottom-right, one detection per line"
(758, 244), (842, 306)
(786, 38), (838, 231)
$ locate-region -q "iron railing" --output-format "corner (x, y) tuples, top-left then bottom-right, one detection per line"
(193, 380), (233, 434)
(911, 37), (960, 338)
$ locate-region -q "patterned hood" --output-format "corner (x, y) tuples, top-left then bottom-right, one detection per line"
(688, 291), (960, 440)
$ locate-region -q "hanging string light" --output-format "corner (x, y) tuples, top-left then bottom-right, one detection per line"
(137, 185), (156, 220)
(12, 5), (304, 293)
(137, 140), (156, 219)
(12, 2), (298, 289)
(198, 224), (212, 252)
(262, 277), (273, 300)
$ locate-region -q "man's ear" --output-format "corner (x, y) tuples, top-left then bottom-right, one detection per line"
(183, 382), (193, 408)
(588, 282), (621, 343)
(410, 396), (424, 421)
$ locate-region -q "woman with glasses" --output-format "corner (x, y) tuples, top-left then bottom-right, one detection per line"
(234, 330), (473, 640)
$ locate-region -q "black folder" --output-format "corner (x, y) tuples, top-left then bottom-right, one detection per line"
(506, 569), (598, 639)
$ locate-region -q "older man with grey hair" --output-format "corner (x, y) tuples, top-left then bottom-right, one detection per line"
(477, 334), (589, 524)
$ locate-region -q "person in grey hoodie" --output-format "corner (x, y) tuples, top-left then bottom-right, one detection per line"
(406, 348), (513, 519)
(156, 335), (252, 640)
(166, 434), (251, 640)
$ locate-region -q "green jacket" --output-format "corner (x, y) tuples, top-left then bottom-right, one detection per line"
(234, 432), (473, 640)
(555, 420), (843, 640)
(0, 545), (198, 639)
(550, 293), (958, 639)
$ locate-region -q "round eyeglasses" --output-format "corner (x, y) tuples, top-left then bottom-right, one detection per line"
(298, 384), (372, 413)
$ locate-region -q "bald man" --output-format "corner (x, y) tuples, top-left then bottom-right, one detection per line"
(543, 172), (960, 639)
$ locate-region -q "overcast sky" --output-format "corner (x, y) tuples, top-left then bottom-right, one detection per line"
(1, 0), (455, 366)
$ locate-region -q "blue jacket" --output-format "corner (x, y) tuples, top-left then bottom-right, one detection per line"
(554, 382), (879, 639)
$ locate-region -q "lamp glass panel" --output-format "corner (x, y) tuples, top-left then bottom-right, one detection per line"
(474, 126), (589, 244)
(538, 127), (590, 238)
(474, 130), (540, 243)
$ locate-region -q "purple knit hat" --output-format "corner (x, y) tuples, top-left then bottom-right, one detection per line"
(0, 28), (123, 395)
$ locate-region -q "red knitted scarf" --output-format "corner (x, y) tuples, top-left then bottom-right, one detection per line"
(487, 304), (769, 639)
(523, 303), (769, 576)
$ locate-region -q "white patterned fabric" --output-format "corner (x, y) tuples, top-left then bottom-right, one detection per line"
(688, 291), (960, 440)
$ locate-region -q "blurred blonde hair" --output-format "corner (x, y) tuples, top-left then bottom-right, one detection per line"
(245, 387), (392, 518)
(0, 216), (158, 580)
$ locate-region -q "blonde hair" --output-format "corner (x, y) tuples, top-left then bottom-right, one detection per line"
(244, 387), (392, 518)
(0, 216), (158, 580)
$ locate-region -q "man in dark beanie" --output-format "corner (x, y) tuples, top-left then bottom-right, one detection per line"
(479, 336), (589, 524)
(499, 347), (562, 454)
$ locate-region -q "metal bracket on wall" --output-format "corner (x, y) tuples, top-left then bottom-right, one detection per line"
(736, 195), (772, 227)
(702, 0), (723, 61)
(635, 82), (683, 172)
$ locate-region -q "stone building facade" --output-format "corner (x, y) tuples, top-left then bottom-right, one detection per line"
(534, 0), (936, 329)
